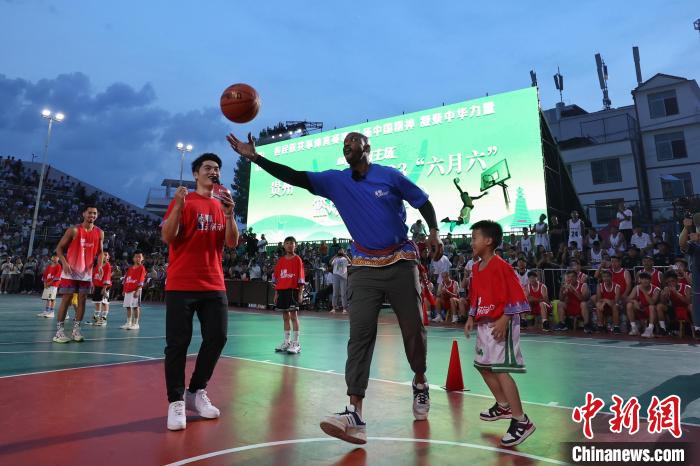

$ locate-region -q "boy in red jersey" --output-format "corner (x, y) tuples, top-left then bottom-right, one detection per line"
(558, 271), (591, 332)
(437, 271), (460, 324)
(53, 205), (104, 343)
(272, 236), (305, 354)
(657, 271), (692, 334)
(91, 251), (112, 326)
(525, 271), (552, 331)
(121, 252), (146, 330)
(464, 220), (535, 447)
(162, 153), (238, 431)
(626, 271), (660, 338)
(38, 255), (62, 318)
(595, 270), (622, 334)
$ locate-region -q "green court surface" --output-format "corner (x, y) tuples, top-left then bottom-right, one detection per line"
(0, 294), (698, 465)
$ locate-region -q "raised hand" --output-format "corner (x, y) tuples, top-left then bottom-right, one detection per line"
(226, 132), (259, 162)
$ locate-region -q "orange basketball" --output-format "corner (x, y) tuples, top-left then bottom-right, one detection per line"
(220, 83), (260, 123)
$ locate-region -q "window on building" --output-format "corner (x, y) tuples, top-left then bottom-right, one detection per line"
(654, 132), (687, 161)
(661, 173), (694, 201)
(595, 198), (624, 224)
(648, 90), (679, 119)
(590, 158), (622, 184)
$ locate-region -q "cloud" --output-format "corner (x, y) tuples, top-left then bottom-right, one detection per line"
(0, 72), (232, 206)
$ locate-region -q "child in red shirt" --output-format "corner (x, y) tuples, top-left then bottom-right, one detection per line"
(121, 252), (146, 330)
(465, 220), (535, 447)
(39, 255), (62, 318)
(272, 236), (305, 354)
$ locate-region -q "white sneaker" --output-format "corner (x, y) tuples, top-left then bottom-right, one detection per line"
(129, 322), (140, 330)
(320, 405), (367, 444)
(329, 309), (337, 314)
(72, 325), (84, 342)
(628, 324), (640, 336)
(412, 380), (430, 420)
(167, 401), (186, 430)
(53, 327), (70, 343)
(342, 309), (348, 314)
(45, 312), (54, 318)
(287, 342), (301, 354)
(120, 321), (131, 329)
(642, 325), (654, 338)
(37, 311), (47, 317)
(451, 315), (459, 323)
(432, 316), (444, 323)
(275, 340), (291, 352)
(185, 389), (220, 418)
(95, 318), (106, 327)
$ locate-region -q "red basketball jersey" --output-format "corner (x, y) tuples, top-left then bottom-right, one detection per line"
(63, 225), (102, 281)
(611, 268), (628, 294)
(599, 282), (620, 301)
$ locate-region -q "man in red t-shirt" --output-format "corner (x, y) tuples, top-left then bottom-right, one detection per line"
(91, 251), (112, 326)
(120, 252), (146, 330)
(272, 236), (305, 354)
(161, 153), (238, 431)
(38, 255), (62, 318)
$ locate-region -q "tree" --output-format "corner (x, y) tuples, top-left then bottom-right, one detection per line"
(231, 155), (251, 224)
(510, 186), (532, 229)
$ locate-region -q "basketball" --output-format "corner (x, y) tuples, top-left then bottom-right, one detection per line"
(220, 83), (260, 123)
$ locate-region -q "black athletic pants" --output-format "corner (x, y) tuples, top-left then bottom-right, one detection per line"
(164, 291), (228, 402)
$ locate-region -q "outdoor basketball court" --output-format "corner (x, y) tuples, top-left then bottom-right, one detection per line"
(0, 294), (697, 465)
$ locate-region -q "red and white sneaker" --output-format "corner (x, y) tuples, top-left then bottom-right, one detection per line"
(501, 415), (536, 447)
(480, 402), (512, 421)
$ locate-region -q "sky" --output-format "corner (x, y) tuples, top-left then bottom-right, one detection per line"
(1, 0), (697, 207)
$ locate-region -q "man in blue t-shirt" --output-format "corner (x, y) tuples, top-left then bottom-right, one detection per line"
(228, 131), (443, 444)
(680, 215), (700, 338)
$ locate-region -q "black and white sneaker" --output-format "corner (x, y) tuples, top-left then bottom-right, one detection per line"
(412, 380), (430, 420)
(320, 405), (367, 444)
(612, 326), (621, 335)
(583, 323), (593, 334)
(542, 320), (551, 332)
(480, 402), (512, 421)
(501, 415), (536, 447)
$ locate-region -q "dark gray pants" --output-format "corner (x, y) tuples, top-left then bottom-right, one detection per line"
(345, 260), (427, 398)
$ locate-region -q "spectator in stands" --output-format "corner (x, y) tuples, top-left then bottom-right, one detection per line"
(431, 252), (451, 287)
(519, 227), (533, 257)
(616, 202), (634, 244)
(410, 219), (427, 241)
(658, 270), (691, 335)
(8, 257), (22, 293)
(651, 224), (667, 249)
(248, 260), (262, 281)
(257, 234), (268, 254)
(588, 241), (604, 267)
(626, 271), (661, 338)
(630, 226), (652, 254)
(555, 243), (570, 266)
(569, 259), (587, 284)
(246, 231), (258, 257)
(558, 270), (590, 332)
(679, 215), (699, 337)
(0, 256), (12, 293)
(607, 225), (626, 256)
(640, 255), (663, 288)
(584, 227), (601, 250)
(21, 256), (38, 293)
(329, 248), (350, 314)
(525, 270), (552, 331)
(673, 258), (691, 287)
(514, 259), (529, 289)
(567, 210), (584, 251)
(531, 214), (550, 251)
(328, 238), (340, 258)
(654, 242), (674, 267)
(443, 233), (456, 256)
(595, 270), (622, 334)
(622, 246), (642, 270)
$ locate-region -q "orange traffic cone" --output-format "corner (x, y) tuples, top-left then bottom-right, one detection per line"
(443, 339), (467, 391)
(422, 301), (430, 326)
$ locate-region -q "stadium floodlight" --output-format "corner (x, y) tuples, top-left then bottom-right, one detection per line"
(28, 108), (65, 257)
(176, 141), (194, 186)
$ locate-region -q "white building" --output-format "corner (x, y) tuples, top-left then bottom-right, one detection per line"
(543, 72), (700, 226)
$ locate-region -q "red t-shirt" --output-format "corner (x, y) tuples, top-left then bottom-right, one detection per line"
(43, 263), (62, 286)
(469, 255), (529, 322)
(123, 265), (146, 293)
(273, 255), (305, 291)
(163, 193), (226, 291)
(93, 262), (113, 287)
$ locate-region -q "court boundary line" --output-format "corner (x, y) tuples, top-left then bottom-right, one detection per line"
(163, 436), (570, 466)
(221, 355), (700, 428)
(0, 350), (157, 359)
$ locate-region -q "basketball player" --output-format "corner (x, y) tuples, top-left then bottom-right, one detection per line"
(162, 153), (238, 431)
(121, 252), (146, 330)
(626, 271), (660, 338)
(272, 236), (305, 354)
(228, 131), (442, 445)
(441, 177), (488, 232)
(38, 255), (62, 318)
(52, 206), (104, 343)
(91, 251), (112, 326)
(525, 271), (551, 331)
(567, 211), (583, 251)
(595, 270), (622, 334)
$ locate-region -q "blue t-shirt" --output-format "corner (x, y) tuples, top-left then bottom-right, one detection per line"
(307, 164), (428, 251)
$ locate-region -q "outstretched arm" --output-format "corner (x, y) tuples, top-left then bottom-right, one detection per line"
(472, 192), (488, 200)
(227, 132), (313, 191)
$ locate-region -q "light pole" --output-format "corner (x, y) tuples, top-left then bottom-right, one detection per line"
(27, 109), (64, 258)
(176, 142), (193, 185)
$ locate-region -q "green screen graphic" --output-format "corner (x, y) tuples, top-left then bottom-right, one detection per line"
(248, 86), (545, 243)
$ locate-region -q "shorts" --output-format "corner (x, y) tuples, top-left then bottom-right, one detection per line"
(42, 286), (57, 301)
(275, 289), (298, 311)
(91, 286), (109, 304)
(529, 301), (551, 314)
(123, 291), (141, 308)
(673, 307), (690, 321)
(474, 315), (525, 373)
(564, 299), (583, 317)
(58, 279), (91, 295)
